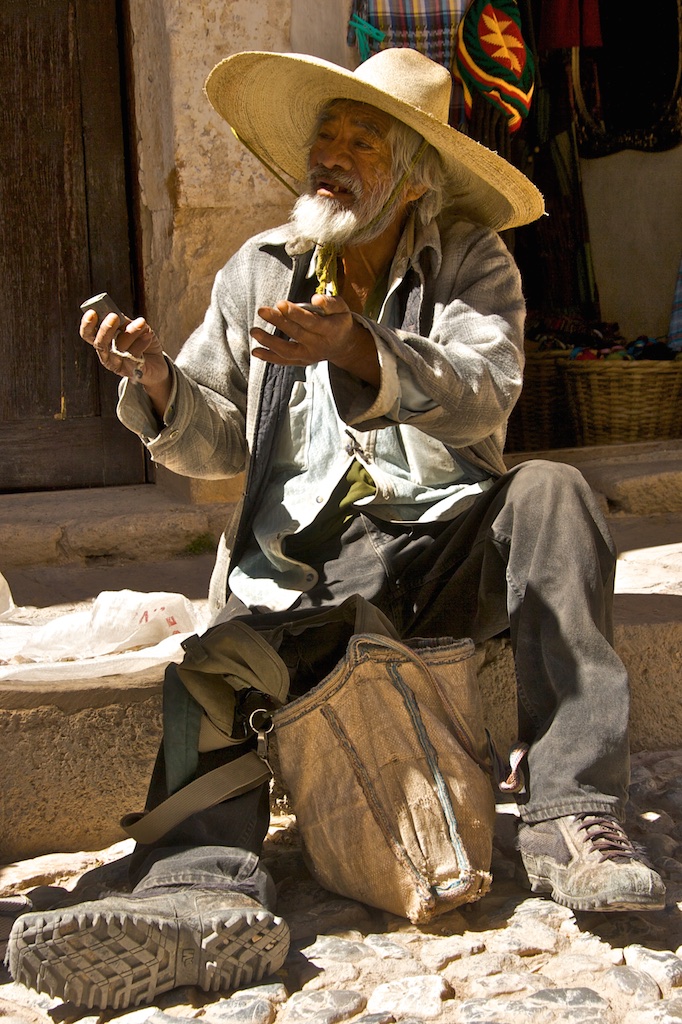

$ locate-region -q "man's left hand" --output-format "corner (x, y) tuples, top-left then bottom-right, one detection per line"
(251, 295), (380, 389)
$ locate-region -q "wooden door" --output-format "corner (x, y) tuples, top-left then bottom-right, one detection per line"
(0, 0), (146, 491)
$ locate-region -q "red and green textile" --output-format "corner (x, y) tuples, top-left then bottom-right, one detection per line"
(454, 0), (534, 132)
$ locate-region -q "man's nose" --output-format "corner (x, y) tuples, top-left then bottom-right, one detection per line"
(314, 138), (352, 170)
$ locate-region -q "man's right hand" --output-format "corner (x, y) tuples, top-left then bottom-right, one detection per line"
(80, 311), (172, 417)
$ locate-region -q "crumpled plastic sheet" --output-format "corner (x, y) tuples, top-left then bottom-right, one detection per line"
(0, 572), (208, 683)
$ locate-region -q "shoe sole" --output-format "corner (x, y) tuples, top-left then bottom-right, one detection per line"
(525, 871), (666, 913)
(8, 906), (290, 1010)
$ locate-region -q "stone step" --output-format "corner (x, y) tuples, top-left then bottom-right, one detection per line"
(1, 440), (681, 572)
(0, 485), (235, 571)
(506, 439), (682, 511)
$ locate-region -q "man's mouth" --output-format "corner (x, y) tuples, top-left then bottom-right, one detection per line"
(309, 171), (360, 201)
(317, 181), (351, 197)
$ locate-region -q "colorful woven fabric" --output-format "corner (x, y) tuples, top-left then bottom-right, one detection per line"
(347, 0), (468, 125)
(668, 254), (682, 352)
(353, 0), (467, 67)
(454, 0), (534, 132)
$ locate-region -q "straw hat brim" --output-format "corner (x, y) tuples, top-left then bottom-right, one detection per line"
(205, 51), (544, 232)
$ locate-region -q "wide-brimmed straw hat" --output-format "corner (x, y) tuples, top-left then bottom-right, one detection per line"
(205, 47), (544, 232)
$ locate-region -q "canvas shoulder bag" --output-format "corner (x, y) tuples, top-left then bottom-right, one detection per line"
(123, 597), (496, 925)
(272, 630), (496, 924)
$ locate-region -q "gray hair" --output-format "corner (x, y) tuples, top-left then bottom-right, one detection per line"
(384, 117), (446, 226)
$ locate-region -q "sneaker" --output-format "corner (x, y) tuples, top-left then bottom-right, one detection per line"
(6, 888), (290, 1010)
(517, 813), (666, 912)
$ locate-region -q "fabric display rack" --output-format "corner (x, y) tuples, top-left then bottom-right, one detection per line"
(347, 0), (682, 451)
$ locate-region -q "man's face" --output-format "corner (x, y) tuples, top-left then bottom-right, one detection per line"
(308, 101), (394, 209)
(289, 100), (407, 248)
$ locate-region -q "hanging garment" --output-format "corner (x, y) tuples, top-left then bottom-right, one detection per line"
(575, 0), (682, 157)
(453, 0), (535, 133)
(538, 0), (602, 49)
(347, 0), (469, 126)
(668, 255), (682, 353)
(512, 50), (601, 321)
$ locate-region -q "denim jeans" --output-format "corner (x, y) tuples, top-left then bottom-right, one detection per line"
(129, 460), (630, 908)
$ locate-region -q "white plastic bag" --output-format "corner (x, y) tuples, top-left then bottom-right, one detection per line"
(0, 589), (208, 683)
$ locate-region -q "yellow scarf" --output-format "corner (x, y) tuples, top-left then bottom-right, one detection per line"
(314, 139), (429, 297)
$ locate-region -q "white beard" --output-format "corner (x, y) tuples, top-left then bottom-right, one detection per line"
(288, 193), (360, 251)
(287, 169), (398, 254)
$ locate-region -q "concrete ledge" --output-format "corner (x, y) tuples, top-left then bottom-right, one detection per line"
(0, 672), (163, 863)
(3, 620), (680, 864)
(154, 465), (244, 505)
(476, 621), (682, 758)
(506, 441), (682, 515)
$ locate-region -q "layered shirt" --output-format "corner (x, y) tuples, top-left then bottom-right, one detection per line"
(117, 213), (526, 615)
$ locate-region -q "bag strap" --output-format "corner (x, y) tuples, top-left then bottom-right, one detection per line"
(126, 596), (398, 844)
(120, 750), (271, 845)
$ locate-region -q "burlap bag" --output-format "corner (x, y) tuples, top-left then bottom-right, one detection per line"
(273, 632), (495, 924)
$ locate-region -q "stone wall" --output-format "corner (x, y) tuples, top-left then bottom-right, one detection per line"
(127, 0), (356, 362)
(0, 675), (163, 863)
(127, 0), (292, 356)
(582, 146), (682, 341)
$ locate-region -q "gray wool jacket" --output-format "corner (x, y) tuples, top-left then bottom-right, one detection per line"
(118, 214), (526, 615)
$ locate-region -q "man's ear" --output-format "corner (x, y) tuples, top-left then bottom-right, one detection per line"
(404, 183), (429, 203)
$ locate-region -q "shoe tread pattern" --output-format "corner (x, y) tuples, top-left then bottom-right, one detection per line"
(9, 909), (289, 1010)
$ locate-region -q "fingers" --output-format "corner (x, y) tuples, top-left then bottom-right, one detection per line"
(306, 294), (349, 316)
(80, 309), (117, 345)
(81, 312), (158, 379)
(79, 309), (99, 343)
(257, 300), (327, 339)
(250, 327), (304, 366)
(115, 318), (157, 360)
(251, 298), (356, 368)
(250, 303), (320, 365)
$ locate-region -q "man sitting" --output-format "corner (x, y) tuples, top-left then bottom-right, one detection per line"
(8, 46), (665, 1012)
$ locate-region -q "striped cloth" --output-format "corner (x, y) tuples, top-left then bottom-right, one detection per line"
(348, 0), (469, 126)
(454, 0), (534, 132)
(668, 254), (682, 352)
(362, 0), (468, 67)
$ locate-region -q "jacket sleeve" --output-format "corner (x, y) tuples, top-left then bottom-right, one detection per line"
(329, 221), (526, 450)
(116, 258), (253, 480)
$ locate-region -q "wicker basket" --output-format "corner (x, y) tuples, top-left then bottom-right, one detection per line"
(561, 360), (682, 445)
(505, 343), (574, 452)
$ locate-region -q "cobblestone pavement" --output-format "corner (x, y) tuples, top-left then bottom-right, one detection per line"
(2, 750), (682, 1024)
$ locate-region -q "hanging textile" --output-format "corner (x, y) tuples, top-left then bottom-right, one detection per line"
(512, 46), (601, 320)
(538, 0), (602, 50)
(347, 0), (469, 126)
(453, 0), (535, 133)
(669, 255), (682, 353)
(575, 0), (682, 157)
